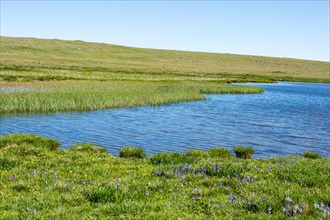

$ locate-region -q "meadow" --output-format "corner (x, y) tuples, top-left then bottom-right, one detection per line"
(1, 36), (329, 113)
(0, 134), (329, 219)
(1, 37), (329, 219)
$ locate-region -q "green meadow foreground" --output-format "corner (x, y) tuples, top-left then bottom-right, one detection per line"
(1, 134), (329, 219)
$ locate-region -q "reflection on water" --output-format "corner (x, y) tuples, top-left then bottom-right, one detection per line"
(1, 82), (329, 158)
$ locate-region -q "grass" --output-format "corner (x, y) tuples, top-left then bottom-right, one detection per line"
(1, 36), (329, 82)
(119, 147), (146, 159)
(233, 146), (255, 159)
(303, 151), (321, 159)
(0, 36), (328, 113)
(0, 134), (329, 219)
(0, 80), (263, 113)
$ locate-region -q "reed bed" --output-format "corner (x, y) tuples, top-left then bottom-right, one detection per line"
(0, 80), (263, 113)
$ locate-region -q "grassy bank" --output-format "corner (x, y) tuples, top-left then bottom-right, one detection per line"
(0, 80), (263, 113)
(0, 134), (329, 219)
(0, 36), (329, 113)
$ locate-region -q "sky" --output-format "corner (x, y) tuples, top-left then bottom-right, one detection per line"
(1, 1), (329, 61)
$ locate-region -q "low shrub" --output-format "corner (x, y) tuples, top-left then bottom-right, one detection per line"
(303, 151), (321, 159)
(70, 143), (106, 154)
(208, 147), (232, 158)
(233, 146), (254, 159)
(149, 152), (197, 165)
(119, 146), (145, 159)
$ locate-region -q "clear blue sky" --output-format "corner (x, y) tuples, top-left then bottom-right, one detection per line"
(1, 1), (329, 61)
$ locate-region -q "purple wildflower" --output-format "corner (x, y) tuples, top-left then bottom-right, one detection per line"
(268, 206), (272, 213)
(115, 179), (120, 187)
(285, 196), (292, 202)
(228, 194), (234, 203)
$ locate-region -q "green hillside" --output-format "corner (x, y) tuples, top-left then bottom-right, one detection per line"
(1, 36), (329, 82)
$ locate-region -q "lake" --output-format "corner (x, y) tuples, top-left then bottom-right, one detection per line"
(1, 82), (329, 158)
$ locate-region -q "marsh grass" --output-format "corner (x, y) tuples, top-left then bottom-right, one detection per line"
(0, 80), (263, 113)
(0, 134), (329, 219)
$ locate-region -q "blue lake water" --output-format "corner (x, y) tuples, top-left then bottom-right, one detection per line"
(1, 82), (329, 158)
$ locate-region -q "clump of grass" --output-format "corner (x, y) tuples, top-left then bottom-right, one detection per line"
(84, 186), (124, 203)
(208, 147), (232, 158)
(0, 133), (59, 151)
(70, 143), (106, 154)
(303, 151), (321, 159)
(149, 152), (197, 165)
(186, 149), (208, 158)
(119, 146), (145, 159)
(233, 145), (255, 159)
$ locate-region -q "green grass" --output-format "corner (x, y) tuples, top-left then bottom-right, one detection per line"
(1, 36), (329, 82)
(0, 36), (328, 113)
(0, 80), (263, 113)
(303, 151), (321, 159)
(1, 134), (329, 219)
(233, 146), (255, 159)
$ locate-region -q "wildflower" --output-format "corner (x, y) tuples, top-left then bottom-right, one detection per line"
(52, 172), (57, 179)
(115, 179), (120, 187)
(32, 169), (36, 176)
(228, 194), (234, 203)
(153, 170), (160, 175)
(165, 178), (169, 183)
(8, 176), (14, 181)
(285, 204), (291, 215)
(285, 196), (292, 202)
(268, 206), (272, 213)
(159, 189), (163, 193)
(212, 165), (216, 171)
(227, 174), (231, 179)
(219, 181), (223, 187)
(293, 204), (299, 214)
(195, 188), (200, 194)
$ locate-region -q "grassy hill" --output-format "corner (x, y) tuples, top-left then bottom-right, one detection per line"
(1, 36), (329, 82)
(0, 36), (329, 113)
